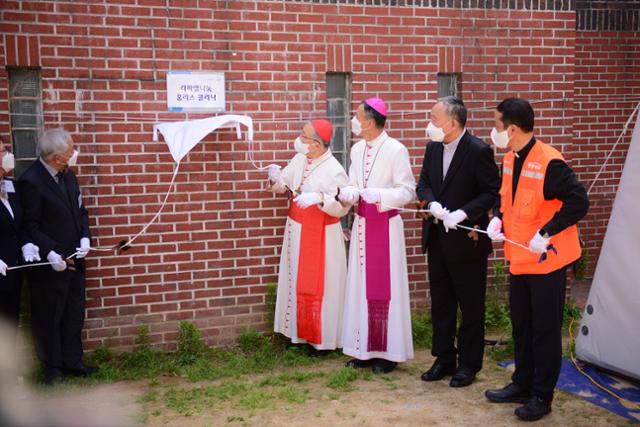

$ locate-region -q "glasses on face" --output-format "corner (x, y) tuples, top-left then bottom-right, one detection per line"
(300, 133), (323, 145)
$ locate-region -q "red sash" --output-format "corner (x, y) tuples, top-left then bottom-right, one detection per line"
(288, 202), (340, 344)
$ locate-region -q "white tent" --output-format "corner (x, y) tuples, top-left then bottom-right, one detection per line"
(575, 108), (640, 381)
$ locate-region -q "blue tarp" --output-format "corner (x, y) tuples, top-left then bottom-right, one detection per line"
(498, 358), (640, 423)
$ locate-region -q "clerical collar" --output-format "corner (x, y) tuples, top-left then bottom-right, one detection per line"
(307, 148), (332, 164)
(513, 136), (537, 160)
(365, 131), (388, 149)
(443, 129), (466, 151)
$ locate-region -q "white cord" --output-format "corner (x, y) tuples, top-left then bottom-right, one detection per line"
(587, 101), (640, 195)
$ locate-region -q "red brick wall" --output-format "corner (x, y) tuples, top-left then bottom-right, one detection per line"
(1, 1), (578, 350)
(573, 30), (640, 277)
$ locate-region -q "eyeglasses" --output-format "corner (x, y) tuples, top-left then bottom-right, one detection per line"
(300, 133), (323, 145)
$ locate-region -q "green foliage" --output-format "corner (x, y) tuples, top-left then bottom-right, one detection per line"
(238, 329), (267, 353)
(175, 321), (207, 366)
(563, 298), (582, 325)
(485, 261), (511, 331)
(575, 251), (589, 280)
(411, 313), (433, 349)
(264, 282), (277, 328)
(485, 298), (511, 330)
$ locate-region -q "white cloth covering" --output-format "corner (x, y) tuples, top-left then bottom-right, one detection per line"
(153, 115), (254, 163)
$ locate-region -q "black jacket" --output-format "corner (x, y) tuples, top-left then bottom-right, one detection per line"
(416, 131), (500, 259)
(0, 178), (28, 267)
(19, 160), (91, 261)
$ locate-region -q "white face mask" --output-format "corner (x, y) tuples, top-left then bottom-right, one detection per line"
(426, 122), (446, 142)
(490, 128), (510, 149)
(1, 152), (15, 173)
(66, 149), (79, 167)
(351, 116), (362, 136)
(293, 137), (309, 156)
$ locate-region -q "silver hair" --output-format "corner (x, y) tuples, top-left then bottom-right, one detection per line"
(38, 128), (71, 161)
(437, 95), (467, 128)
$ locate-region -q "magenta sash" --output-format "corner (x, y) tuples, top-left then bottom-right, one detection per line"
(356, 200), (398, 352)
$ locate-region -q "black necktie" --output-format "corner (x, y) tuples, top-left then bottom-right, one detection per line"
(56, 171), (69, 201)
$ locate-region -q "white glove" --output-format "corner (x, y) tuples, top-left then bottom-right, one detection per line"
(293, 192), (322, 209)
(360, 188), (381, 204)
(22, 243), (41, 262)
(47, 251), (67, 272)
(443, 209), (467, 232)
(338, 187), (359, 205)
(267, 164), (282, 182)
(486, 217), (505, 242)
(75, 237), (91, 259)
(0, 259), (7, 276)
(428, 201), (449, 221)
(528, 230), (550, 254)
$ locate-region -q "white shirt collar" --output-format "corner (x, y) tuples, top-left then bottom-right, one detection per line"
(307, 148), (332, 164)
(39, 157), (60, 179)
(443, 129), (466, 151)
(365, 131), (388, 149)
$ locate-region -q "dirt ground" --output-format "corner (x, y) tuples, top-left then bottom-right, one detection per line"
(14, 348), (634, 427)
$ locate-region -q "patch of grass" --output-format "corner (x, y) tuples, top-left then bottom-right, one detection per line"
(137, 390), (157, 403)
(411, 313), (433, 348)
(487, 335), (514, 362)
(277, 385), (310, 404)
(236, 389), (274, 410)
(326, 367), (360, 392)
(257, 370), (324, 387)
(163, 381), (248, 416)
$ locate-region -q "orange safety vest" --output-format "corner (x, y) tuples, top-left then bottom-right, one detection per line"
(500, 140), (581, 275)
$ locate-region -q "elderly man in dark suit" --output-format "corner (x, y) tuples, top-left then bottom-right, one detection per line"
(19, 128), (95, 385)
(417, 96), (500, 387)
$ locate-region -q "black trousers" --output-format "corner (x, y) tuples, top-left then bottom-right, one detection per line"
(509, 267), (567, 403)
(0, 270), (21, 326)
(29, 267), (86, 373)
(427, 232), (488, 372)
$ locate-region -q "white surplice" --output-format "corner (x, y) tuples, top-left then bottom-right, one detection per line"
(341, 131), (416, 362)
(272, 149), (350, 350)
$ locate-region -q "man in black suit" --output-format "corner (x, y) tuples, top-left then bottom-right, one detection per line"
(19, 128), (95, 385)
(0, 143), (41, 326)
(417, 96), (500, 387)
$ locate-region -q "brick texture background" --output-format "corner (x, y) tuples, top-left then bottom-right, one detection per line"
(0, 0), (637, 350)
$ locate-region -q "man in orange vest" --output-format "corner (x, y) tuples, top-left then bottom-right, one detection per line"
(484, 98), (589, 422)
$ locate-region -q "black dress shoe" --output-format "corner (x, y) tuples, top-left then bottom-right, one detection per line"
(485, 382), (531, 403)
(449, 366), (476, 388)
(64, 364), (98, 377)
(515, 396), (552, 421)
(420, 360), (456, 382)
(307, 346), (331, 358)
(43, 369), (65, 386)
(372, 359), (397, 374)
(345, 358), (374, 369)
